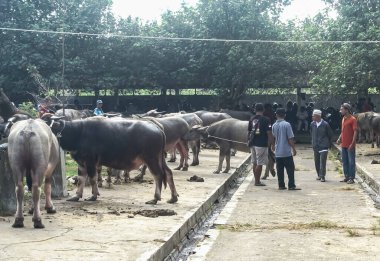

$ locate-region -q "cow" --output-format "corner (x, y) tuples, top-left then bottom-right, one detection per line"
(49, 116), (178, 204)
(187, 118), (275, 174)
(219, 109), (254, 121)
(371, 115), (380, 148)
(8, 119), (60, 228)
(164, 113), (203, 166)
(355, 112), (375, 143)
(194, 110), (231, 126)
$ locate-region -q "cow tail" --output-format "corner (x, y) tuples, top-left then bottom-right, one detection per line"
(161, 131), (168, 189)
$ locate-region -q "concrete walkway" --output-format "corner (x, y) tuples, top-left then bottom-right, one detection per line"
(189, 145), (380, 261)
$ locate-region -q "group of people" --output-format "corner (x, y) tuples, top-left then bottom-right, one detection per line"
(248, 102), (357, 189)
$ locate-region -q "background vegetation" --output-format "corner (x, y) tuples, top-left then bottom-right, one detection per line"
(1, 0), (379, 107)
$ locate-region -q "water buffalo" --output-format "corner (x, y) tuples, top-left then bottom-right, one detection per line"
(50, 116), (178, 204)
(8, 119), (60, 228)
(355, 112), (376, 143)
(187, 118), (250, 173)
(53, 108), (92, 120)
(165, 113), (203, 166)
(219, 109), (253, 121)
(194, 110), (231, 126)
(371, 115), (380, 148)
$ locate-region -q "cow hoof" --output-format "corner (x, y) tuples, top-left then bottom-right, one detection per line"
(181, 166), (188, 171)
(190, 162), (199, 166)
(167, 196), (178, 204)
(262, 176), (268, 180)
(32, 218), (45, 229)
(167, 159), (176, 163)
(270, 170), (276, 177)
(213, 170), (221, 174)
(133, 175), (144, 183)
(67, 196), (81, 202)
(114, 179), (122, 185)
(12, 217), (24, 228)
(85, 195), (97, 201)
(145, 199), (158, 205)
(45, 206), (56, 214)
(222, 170), (229, 173)
(98, 182), (103, 188)
(174, 166), (182, 170)
(28, 207), (34, 215)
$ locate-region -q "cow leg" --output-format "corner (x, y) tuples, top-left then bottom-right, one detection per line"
(124, 169), (131, 183)
(174, 140), (189, 171)
(190, 140), (200, 166)
(223, 149), (231, 173)
(134, 165), (147, 182)
(85, 164), (100, 201)
(97, 165), (103, 187)
(145, 162), (163, 205)
(31, 169), (44, 229)
(67, 165), (87, 202)
(163, 163), (179, 204)
(12, 169), (25, 228)
(43, 173), (56, 214)
(214, 150), (226, 174)
(168, 148), (176, 162)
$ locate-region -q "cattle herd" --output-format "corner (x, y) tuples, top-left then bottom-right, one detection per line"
(2, 104), (379, 229)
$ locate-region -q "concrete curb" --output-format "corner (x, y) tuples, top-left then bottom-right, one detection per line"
(139, 155), (252, 261)
(332, 144), (380, 195)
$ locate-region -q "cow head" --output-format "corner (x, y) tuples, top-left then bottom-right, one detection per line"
(47, 115), (66, 137)
(184, 125), (208, 141)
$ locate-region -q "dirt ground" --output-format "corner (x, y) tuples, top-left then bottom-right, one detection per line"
(0, 149), (249, 261)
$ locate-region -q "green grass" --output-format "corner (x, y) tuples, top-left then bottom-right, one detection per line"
(65, 154), (78, 177)
(346, 229), (360, 237)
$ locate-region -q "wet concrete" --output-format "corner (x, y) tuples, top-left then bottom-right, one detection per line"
(189, 145), (380, 261)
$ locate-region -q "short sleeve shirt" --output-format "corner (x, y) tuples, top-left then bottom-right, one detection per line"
(94, 108), (104, 116)
(341, 115), (357, 148)
(272, 119), (294, 157)
(248, 115), (272, 147)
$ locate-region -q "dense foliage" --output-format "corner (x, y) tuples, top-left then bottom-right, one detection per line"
(0, 0), (379, 106)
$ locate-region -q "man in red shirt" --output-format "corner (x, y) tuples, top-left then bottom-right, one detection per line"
(336, 103), (357, 184)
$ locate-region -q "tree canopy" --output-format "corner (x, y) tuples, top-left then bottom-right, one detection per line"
(0, 0), (379, 106)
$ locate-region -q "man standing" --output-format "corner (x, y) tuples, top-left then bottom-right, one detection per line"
(248, 103), (273, 186)
(94, 100), (104, 116)
(272, 108), (300, 190)
(336, 103), (357, 184)
(310, 109), (334, 182)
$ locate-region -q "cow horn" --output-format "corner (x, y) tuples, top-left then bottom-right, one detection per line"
(51, 115), (65, 120)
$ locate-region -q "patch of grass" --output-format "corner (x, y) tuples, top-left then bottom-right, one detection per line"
(371, 218), (380, 236)
(346, 229), (360, 237)
(218, 220), (344, 232)
(65, 154), (78, 177)
(335, 166), (343, 175)
(339, 186), (356, 191)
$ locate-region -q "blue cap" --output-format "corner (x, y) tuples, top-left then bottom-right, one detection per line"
(96, 100), (103, 104)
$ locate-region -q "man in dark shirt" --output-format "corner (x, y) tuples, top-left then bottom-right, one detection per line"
(248, 103), (274, 186)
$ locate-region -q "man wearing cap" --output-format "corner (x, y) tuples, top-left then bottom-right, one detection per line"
(248, 103), (274, 186)
(272, 108), (300, 190)
(310, 109), (334, 182)
(94, 100), (104, 116)
(337, 103), (357, 184)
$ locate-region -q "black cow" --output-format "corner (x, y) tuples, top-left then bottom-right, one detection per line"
(50, 116), (178, 204)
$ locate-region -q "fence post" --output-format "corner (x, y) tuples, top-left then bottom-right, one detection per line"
(0, 145), (16, 216)
(51, 148), (68, 199)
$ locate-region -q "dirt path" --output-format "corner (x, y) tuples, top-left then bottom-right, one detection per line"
(0, 149), (249, 261)
(189, 145), (380, 261)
